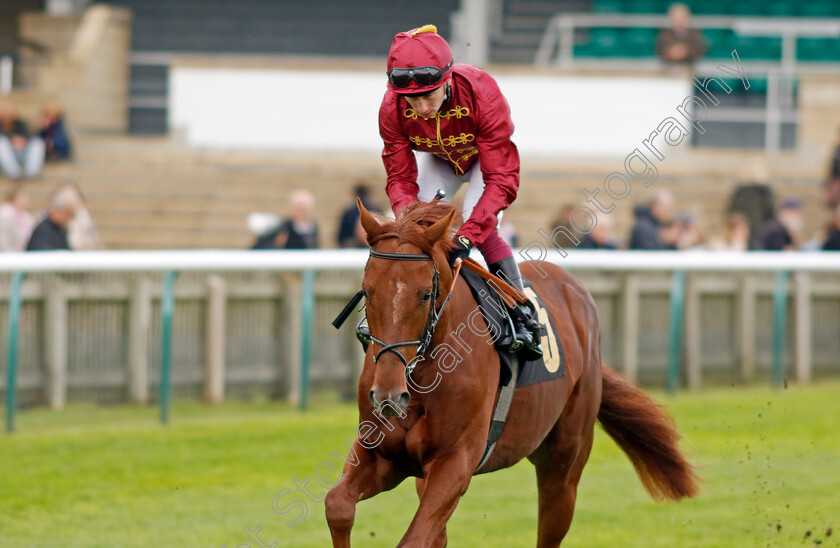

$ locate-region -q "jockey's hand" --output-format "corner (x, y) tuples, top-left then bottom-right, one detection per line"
(448, 235), (472, 267)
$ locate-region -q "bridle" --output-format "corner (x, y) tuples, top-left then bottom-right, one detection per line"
(332, 248), (460, 374)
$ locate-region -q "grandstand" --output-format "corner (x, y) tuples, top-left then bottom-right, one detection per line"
(1, 0), (837, 251)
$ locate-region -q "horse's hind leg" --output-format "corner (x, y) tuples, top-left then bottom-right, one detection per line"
(415, 478), (448, 547)
(529, 378), (600, 547)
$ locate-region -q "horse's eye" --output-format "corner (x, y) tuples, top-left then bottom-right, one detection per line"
(421, 291), (433, 304)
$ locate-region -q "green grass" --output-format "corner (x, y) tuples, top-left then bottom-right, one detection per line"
(1, 382), (839, 548)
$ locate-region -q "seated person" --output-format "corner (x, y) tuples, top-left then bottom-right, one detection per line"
(0, 183), (34, 251)
(27, 184), (80, 251)
(337, 183), (379, 248)
(757, 198), (802, 251)
(252, 190), (319, 250)
(578, 212), (618, 249)
(630, 191), (673, 250)
(708, 211), (750, 251)
(39, 102), (72, 162)
(0, 101), (45, 180)
(824, 205), (840, 251)
(656, 3), (706, 67)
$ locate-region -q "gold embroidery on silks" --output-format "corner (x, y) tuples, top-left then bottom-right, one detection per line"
(410, 135), (438, 147)
(438, 105), (470, 119)
(442, 133), (474, 146)
(409, 133), (475, 148)
(404, 105), (470, 120)
(456, 148), (479, 164)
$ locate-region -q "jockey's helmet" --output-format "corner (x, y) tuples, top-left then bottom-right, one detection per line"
(386, 25), (453, 95)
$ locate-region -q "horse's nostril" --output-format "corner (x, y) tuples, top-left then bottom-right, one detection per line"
(399, 391), (411, 408)
(369, 389), (377, 406)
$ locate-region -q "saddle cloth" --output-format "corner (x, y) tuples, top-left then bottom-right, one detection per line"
(459, 268), (565, 388)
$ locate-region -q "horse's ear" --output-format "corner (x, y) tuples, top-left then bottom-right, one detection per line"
(425, 209), (456, 244)
(357, 197), (380, 236)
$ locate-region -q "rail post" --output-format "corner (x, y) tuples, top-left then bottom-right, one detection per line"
(667, 270), (686, 395)
(772, 270), (789, 388)
(5, 272), (24, 434)
(300, 269), (315, 411)
(160, 270), (178, 424)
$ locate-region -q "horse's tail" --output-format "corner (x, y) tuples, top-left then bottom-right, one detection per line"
(597, 364), (700, 501)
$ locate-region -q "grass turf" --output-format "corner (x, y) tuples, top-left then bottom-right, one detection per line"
(1, 381), (838, 548)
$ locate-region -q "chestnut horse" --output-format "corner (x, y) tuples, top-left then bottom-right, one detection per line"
(325, 201), (699, 547)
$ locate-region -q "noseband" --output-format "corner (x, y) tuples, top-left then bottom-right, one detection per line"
(333, 248), (458, 374)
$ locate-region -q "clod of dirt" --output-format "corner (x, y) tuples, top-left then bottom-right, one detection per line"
(804, 530), (812, 539)
(776, 523), (782, 532)
(826, 527), (832, 537)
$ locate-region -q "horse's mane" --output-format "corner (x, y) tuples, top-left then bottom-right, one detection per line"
(367, 201), (462, 261)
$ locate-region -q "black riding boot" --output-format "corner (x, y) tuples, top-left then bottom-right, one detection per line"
(489, 257), (544, 361)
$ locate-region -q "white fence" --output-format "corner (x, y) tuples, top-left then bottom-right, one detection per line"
(2, 250), (840, 412)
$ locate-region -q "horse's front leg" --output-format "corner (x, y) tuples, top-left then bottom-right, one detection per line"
(325, 443), (405, 548)
(398, 451), (475, 548)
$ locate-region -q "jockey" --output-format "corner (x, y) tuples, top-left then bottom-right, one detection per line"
(379, 24), (542, 360)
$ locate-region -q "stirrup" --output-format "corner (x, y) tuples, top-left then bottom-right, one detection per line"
(513, 303), (543, 361)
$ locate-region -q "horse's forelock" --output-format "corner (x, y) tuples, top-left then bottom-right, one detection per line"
(367, 202), (461, 260)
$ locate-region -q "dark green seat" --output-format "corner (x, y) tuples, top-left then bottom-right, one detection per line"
(704, 29), (738, 59)
(575, 27), (622, 57)
(622, 27), (658, 57)
(623, 0), (658, 13)
(797, 37), (840, 62)
(593, 0), (625, 13)
(735, 36), (781, 60)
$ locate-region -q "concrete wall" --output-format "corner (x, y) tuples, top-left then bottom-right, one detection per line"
(18, 5), (131, 132)
(169, 66), (691, 157)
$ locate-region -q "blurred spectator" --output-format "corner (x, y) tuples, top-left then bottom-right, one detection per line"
(757, 198), (802, 251)
(826, 177), (840, 211)
(675, 212), (705, 250)
(252, 190), (319, 250)
(656, 3), (707, 67)
(727, 159), (775, 249)
(548, 204), (578, 248)
(659, 220), (680, 250)
(708, 211), (750, 251)
(65, 183), (103, 250)
(0, 183), (34, 251)
(39, 102), (72, 163)
(825, 127), (840, 209)
(0, 101), (45, 180)
(579, 212), (618, 249)
(337, 183), (379, 248)
(630, 190), (673, 250)
(828, 126), (840, 181)
(498, 220), (519, 248)
(823, 205), (840, 251)
(27, 184), (80, 251)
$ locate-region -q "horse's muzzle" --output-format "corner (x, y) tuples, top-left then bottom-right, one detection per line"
(369, 389), (410, 417)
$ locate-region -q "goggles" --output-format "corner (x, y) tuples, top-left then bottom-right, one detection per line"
(387, 62), (452, 89)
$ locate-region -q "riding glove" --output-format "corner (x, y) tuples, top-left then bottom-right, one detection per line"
(448, 235), (472, 266)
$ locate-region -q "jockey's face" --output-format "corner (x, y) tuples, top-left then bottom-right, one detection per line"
(404, 83), (447, 119)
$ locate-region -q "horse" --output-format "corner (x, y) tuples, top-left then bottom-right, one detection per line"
(325, 200), (700, 547)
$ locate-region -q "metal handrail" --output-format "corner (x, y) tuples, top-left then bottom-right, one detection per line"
(535, 14), (840, 68)
(534, 14), (840, 156)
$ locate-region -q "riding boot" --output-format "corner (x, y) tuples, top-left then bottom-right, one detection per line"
(489, 257), (544, 361)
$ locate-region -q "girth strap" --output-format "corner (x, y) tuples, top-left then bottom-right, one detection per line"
(475, 354), (519, 473)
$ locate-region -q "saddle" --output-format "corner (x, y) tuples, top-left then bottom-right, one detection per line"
(459, 266), (565, 389)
